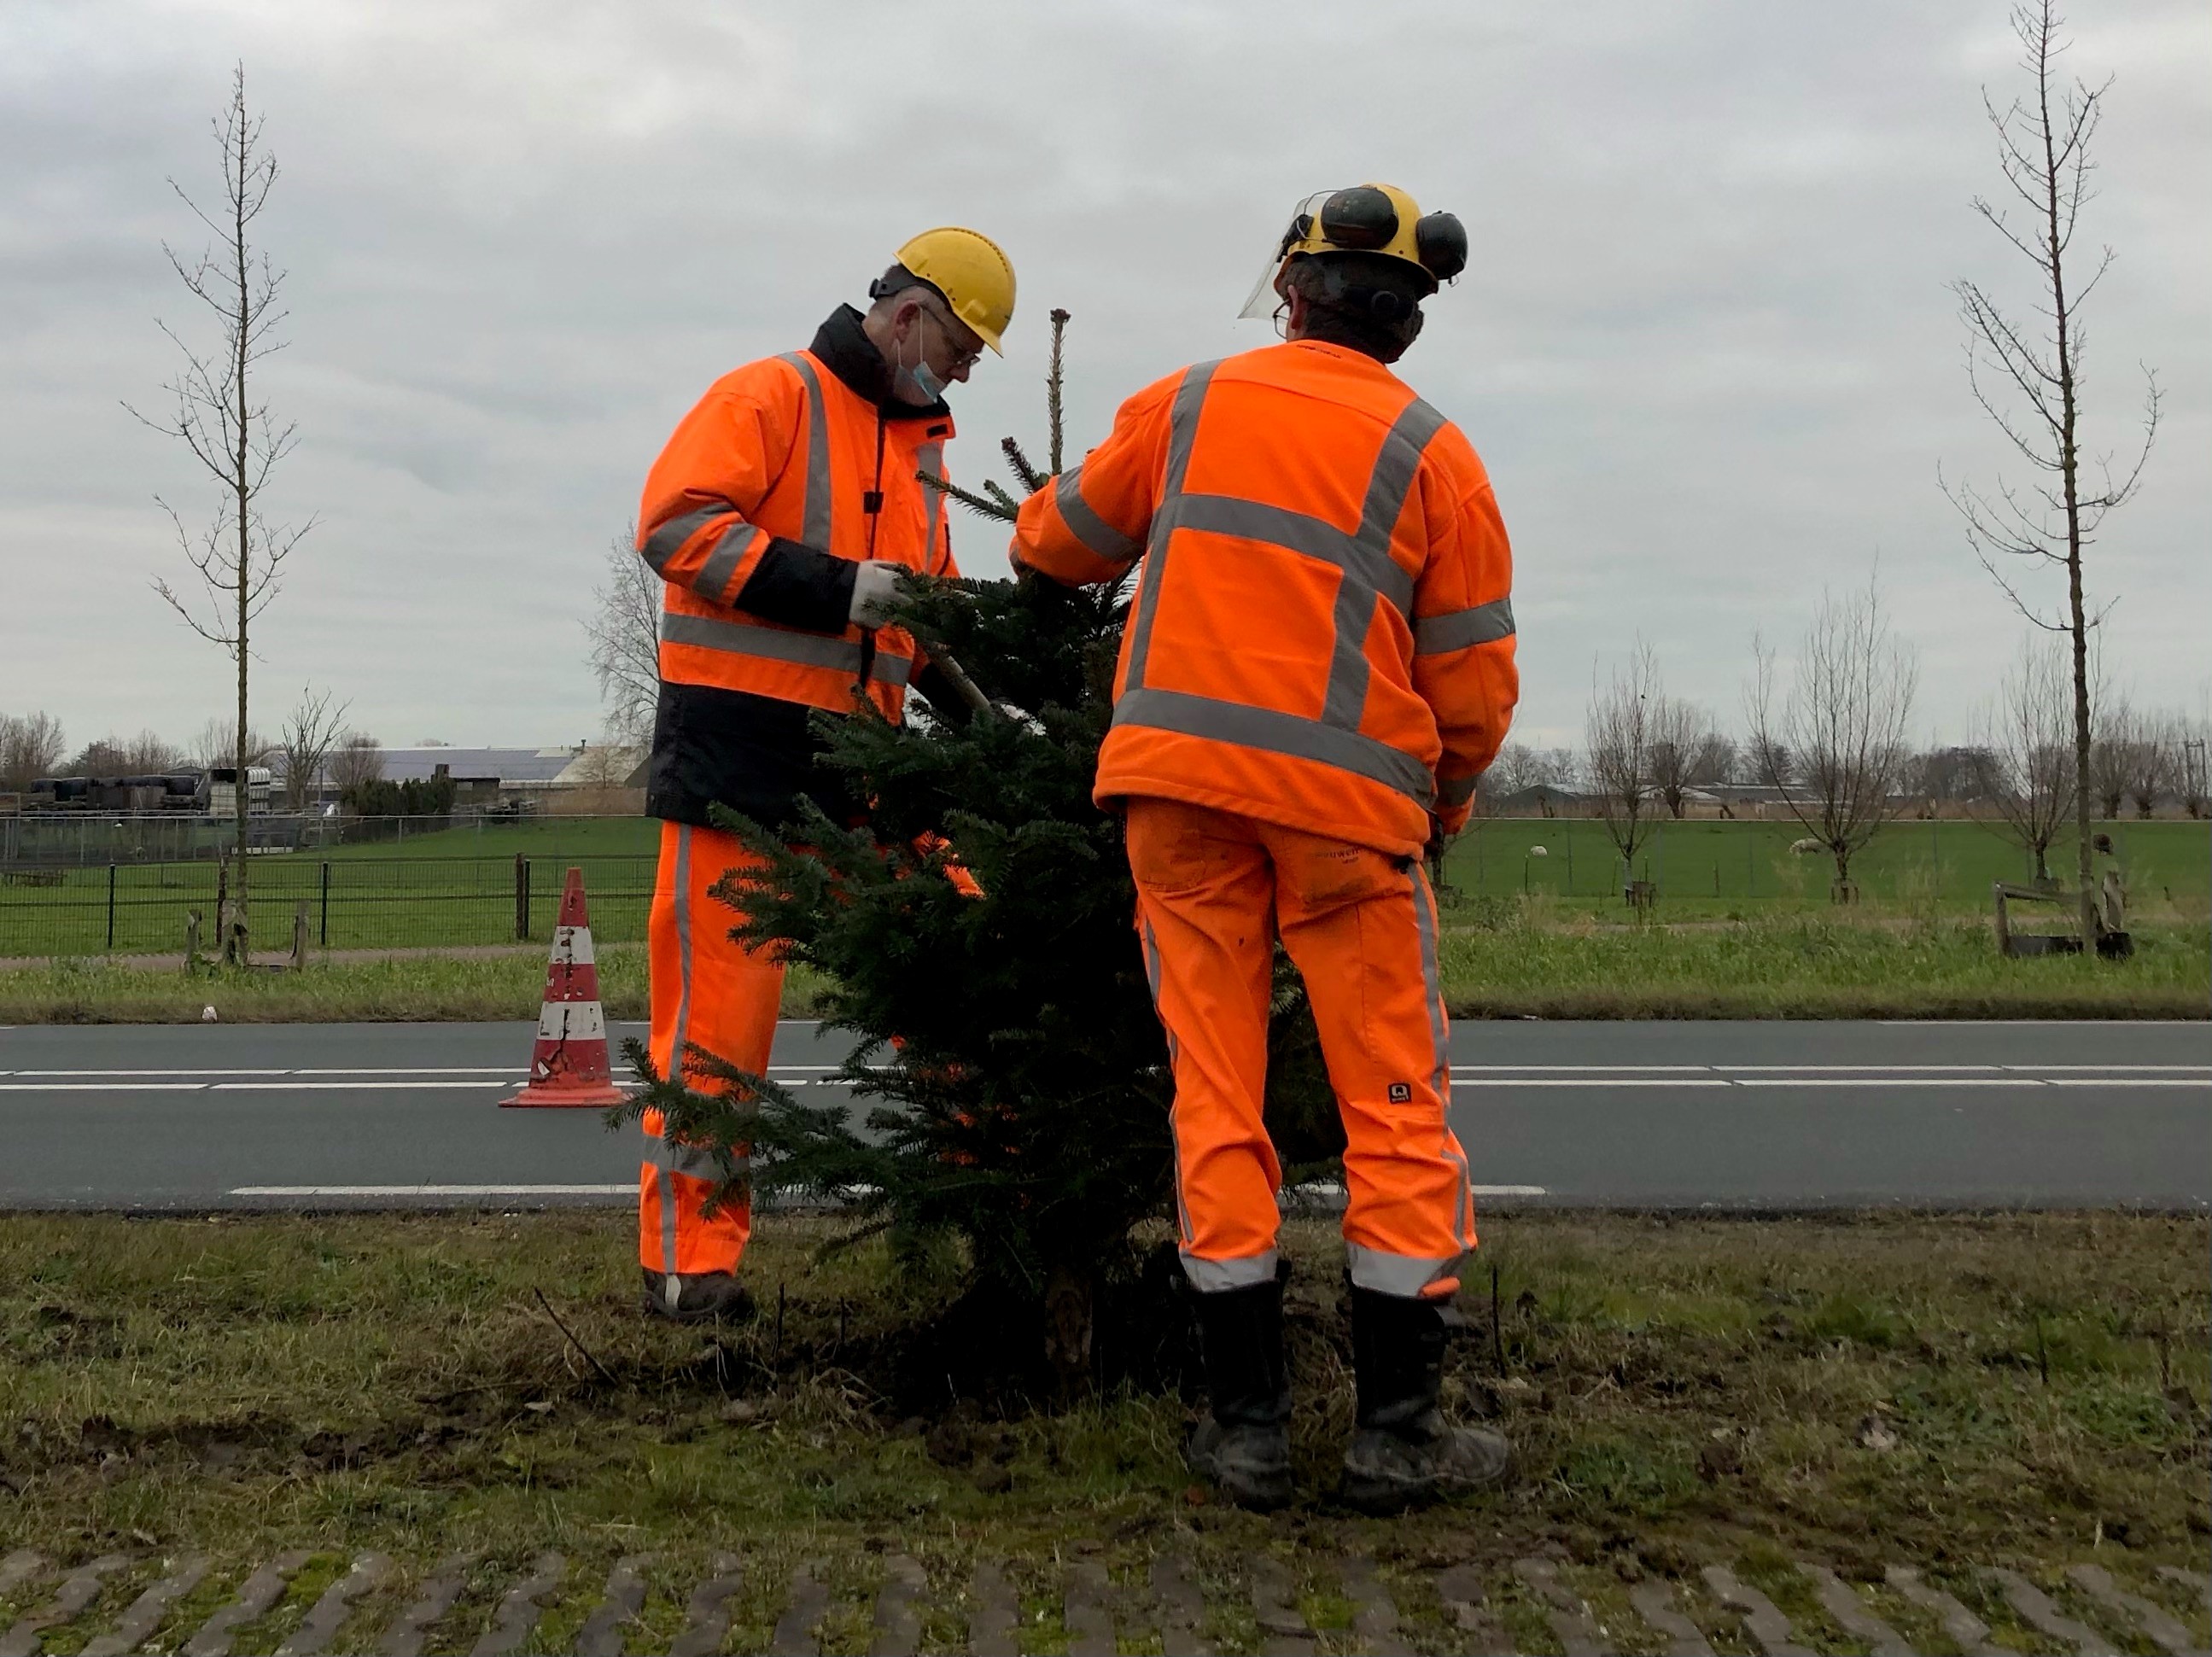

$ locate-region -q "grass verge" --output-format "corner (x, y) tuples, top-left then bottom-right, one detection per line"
(0, 915), (2201, 1024)
(0, 1211), (2203, 1590)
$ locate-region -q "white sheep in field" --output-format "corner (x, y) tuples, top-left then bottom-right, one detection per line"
(1789, 837), (1824, 855)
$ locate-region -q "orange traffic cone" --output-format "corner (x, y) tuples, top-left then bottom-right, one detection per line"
(501, 866), (627, 1108)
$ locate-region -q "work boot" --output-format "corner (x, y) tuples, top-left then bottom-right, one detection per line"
(1185, 1269), (1294, 1511)
(1339, 1285), (1512, 1514)
(640, 1268), (757, 1325)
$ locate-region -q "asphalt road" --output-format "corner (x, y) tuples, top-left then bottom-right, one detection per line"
(1, 1019), (2205, 1211)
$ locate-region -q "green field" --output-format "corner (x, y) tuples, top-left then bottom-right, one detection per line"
(3, 814), (2205, 961)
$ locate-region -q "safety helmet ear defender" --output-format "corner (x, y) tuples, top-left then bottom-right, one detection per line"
(1237, 183), (1468, 321)
(871, 225), (1018, 355)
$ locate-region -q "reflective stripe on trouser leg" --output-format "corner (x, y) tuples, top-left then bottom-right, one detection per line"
(640, 820), (781, 1277)
(1123, 797), (1281, 1292)
(1268, 819), (1474, 1299)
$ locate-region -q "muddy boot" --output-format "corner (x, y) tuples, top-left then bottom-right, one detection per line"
(1340, 1285), (1511, 1514)
(1185, 1272), (1293, 1511)
(641, 1268), (757, 1325)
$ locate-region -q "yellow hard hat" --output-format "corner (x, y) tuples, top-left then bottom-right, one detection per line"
(1238, 184), (1468, 318)
(888, 226), (1017, 354)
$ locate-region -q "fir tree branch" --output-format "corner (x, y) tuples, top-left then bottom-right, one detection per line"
(1000, 436), (1045, 494)
(917, 468), (1016, 522)
(982, 479), (1020, 515)
(1048, 307), (1070, 475)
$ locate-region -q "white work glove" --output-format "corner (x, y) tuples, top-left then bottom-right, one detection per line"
(848, 560), (907, 628)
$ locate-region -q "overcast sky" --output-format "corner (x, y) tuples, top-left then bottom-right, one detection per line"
(4, 0), (2205, 757)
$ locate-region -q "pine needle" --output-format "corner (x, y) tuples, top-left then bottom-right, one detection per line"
(918, 468), (1016, 522)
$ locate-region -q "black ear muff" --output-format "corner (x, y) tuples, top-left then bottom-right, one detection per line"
(1368, 289), (1409, 321)
(1318, 185), (1398, 251)
(1415, 211), (1468, 283)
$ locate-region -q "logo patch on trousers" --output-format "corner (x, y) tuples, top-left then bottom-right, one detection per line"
(1387, 1082), (1413, 1104)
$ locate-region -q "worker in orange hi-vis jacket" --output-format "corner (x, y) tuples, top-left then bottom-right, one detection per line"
(633, 229), (1015, 1325)
(1012, 185), (1518, 1514)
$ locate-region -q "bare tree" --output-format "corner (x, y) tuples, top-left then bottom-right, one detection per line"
(127, 67), (311, 963)
(1747, 579), (1918, 896)
(1585, 642), (1663, 878)
(0, 713), (69, 788)
(329, 732), (384, 797)
(2121, 709), (2174, 820)
(277, 685), (350, 810)
(1686, 730), (1737, 789)
(1971, 635), (2077, 886)
(1942, 2), (2159, 942)
(2087, 695), (2135, 819)
(2181, 693), (2209, 821)
(1647, 697), (1719, 819)
(586, 524), (662, 747)
(190, 717), (273, 773)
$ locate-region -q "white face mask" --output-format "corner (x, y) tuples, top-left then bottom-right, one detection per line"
(895, 317), (947, 405)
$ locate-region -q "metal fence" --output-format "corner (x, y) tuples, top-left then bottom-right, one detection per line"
(0, 812), (578, 869)
(0, 855), (658, 957)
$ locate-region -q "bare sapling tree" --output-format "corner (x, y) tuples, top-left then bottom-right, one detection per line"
(2087, 694), (2133, 819)
(2122, 710), (2173, 820)
(2182, 694), (2209, 821)
(1942, 0), (2159, 942)
(1971, 634), (2077, 886)
(1748, 578), (1918, 899)
(586, 522), (662, 748)
(277, 685), (349, 811)
(129, 66), (312, 964)
(1646, 696), (1718, 819)
(1585, 642), (1664, 886)
(189, 717), (272, 773)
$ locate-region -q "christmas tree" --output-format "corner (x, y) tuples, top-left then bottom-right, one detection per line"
(619, 312), (1336, 1394)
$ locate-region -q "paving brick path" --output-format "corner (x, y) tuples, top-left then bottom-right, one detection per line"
(0, 1544), (2203, 1654)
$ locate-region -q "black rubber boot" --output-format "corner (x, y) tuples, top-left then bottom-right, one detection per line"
(640, 1268), (757, 1325)
(1185, 1272), (1294, 1511)
(1340, 1285), (1511, 1514)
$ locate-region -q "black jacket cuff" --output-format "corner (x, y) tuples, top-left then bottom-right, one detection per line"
(735, 538), (855, 633)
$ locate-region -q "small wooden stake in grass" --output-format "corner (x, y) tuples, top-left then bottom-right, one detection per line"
(533, 1287), (618, 1387)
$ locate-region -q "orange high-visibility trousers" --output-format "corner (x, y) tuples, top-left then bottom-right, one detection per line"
(639, 820), (782, 1277)
(1125, 796), (1475, 1300)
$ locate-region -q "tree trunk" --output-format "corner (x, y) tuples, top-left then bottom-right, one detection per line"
(225, 102), (254, 967)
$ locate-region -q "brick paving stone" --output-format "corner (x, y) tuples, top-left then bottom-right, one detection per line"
(82, 1555), (212, 1657)
(1147, 1550), (1210, 1657)
(1886, 1566), (2000, 1654)
(1251, 1555), (1317, 1657)
(667, 1554), (743, 1657)
(469, 1553), (566, 1657)
(0, 1556), (42, 1602)
(2067, 1564), (2196, 1656)
(1336, 1556), (1412, 1657)
(182, 1551), (312, 1657)
(1990, 1567), (2121, 1655)
(378, 1554), (476, 1657)
(571, 1555), (653, 1657)
(0, 1555), (131, 1657)
(1433, 1566), (1514, 1657)
(1626, 1581), (1715, 1656)
(1063, 1559), (1115, 1657)
(277, 1552), (390, 1657)
(1511, 1559), (1605, 1657)
(1797, 1563), (1909, 1656)
(966, 1559), (1022, 1657)
(868, 1555), (926, 1657)
(1698, 1566), (1814, 1657)
(769, 1561), (831, 1657)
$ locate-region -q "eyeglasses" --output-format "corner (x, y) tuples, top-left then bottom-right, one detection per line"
(914, 297), (984, 371)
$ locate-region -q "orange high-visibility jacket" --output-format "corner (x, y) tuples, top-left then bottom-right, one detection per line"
(637, 306), (961, 829)
(1013, 340), (1517, 859)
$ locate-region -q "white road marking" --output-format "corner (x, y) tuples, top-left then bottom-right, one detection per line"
(1452, 1078), (1736, 1088)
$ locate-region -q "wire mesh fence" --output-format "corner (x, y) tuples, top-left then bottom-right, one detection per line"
(0, 855), (658, 957)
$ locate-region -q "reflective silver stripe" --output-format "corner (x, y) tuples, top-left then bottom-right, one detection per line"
(1123, 361), (1219, 692)
(1150, 494), (1417, 616)
(1182, 1250), (1279, 1293)
(1415, 597), (1515, 655)
(650, 1135), (732, 1182)
(1113, 687), (1435, 807)
(778, 353), (834, 550)
(1345, 1242), (1462, 1298)
(916, 441), (945, 572)
(1137, 912), (1193, 1249)
(695, 524), (768, 605)
(1055, 465), (1142, 564)
(1325, 397), (1451, 731)
(660, 610), (912, 686)
(1438, 773), (1480, 808)
(642, 503), (742, 576)
(1410, 861), (1472, 1246)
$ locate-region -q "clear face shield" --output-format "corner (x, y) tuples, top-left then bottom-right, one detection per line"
(1237, 192), (1330, 320)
